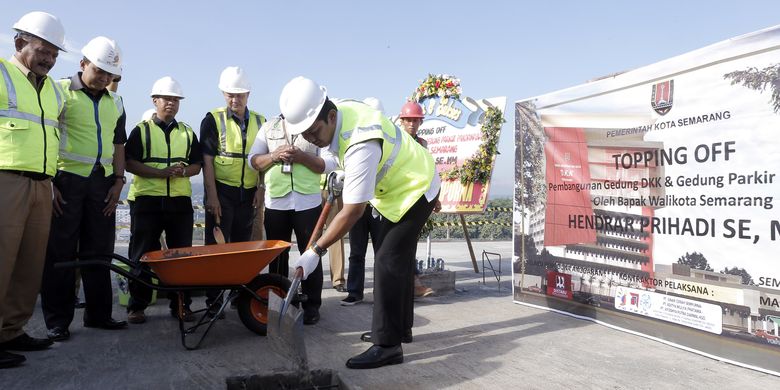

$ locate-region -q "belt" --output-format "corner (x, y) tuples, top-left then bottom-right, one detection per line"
(0, 169), (52, 181)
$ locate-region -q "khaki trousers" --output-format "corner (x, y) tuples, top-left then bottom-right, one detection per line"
(322, 190), (345, 286)
(251, 184), (265, 241)
(0, 172), (53, 342)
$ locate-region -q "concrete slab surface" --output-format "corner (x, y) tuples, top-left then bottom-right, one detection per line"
(1, 240), (777, 389)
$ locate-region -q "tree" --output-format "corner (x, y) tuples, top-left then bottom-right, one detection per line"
(514, 233), (541, 274)
(515, 101), (547, 213)
(677, 252), (713, 271)
(721, 266), (755, 285)
(724, 64), (780, 113)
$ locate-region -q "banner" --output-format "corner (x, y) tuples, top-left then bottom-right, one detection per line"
(415, 95), (506, 213)
(514, 26), (780, 375)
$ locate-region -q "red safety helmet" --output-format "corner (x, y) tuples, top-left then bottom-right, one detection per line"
(399, 101), (424, 119)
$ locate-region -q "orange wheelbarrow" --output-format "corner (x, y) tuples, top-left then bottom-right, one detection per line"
(55, 240), (296, 350)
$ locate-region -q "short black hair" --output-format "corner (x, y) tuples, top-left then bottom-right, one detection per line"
(315, 98), (337, 122)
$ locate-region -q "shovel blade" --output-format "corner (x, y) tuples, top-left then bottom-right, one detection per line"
(268, 291), (308, 371)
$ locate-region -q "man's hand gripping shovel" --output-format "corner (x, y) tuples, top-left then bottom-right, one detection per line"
(267, 171), (344, 370)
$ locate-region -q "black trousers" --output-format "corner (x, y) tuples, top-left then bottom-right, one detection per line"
(127, 199), (193, 312)
(41, 170), (116, 329)
(204, 182), (256, 305)
(204, 182), (256, 244)
(264, 206), (323, 312)
(346, 206), (384, 299)
(371, 194), (436, 346)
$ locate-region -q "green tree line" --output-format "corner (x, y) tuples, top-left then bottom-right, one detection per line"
(421, 198), (513, 241)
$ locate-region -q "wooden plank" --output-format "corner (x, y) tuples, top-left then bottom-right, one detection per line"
(460, 214), (479, 273)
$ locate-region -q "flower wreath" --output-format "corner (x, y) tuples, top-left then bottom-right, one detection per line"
(411, 74), (504, 185)
(440, 106), (504, 184)
(412, 74), (462, 102)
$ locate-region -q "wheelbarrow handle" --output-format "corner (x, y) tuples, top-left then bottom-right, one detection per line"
(54, 259), (146, 285)
(54, 252), (135, 273)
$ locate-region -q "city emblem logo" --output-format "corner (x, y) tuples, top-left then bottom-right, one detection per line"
(651, 80), (674, 115)
(556, 275), (565, 290)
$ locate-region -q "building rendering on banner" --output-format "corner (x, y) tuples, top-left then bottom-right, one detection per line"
(524, 126), (664, 304)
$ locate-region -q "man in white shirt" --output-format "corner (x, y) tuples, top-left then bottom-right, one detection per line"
(247, 116), (337, 325)
(279, 77), (441, 369)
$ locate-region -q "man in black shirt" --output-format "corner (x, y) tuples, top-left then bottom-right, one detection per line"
(40, 37), (129, 342)
(124, 76), (202, 324)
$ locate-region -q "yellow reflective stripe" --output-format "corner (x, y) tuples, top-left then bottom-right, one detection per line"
(0, 62), (61, 120)
(0, 62), (17, 108)
(0, 109), (59, 128)
(0, 61), (60, 127)
(52, 80), (63, 114)
(59, 151), (112, 165)
(376, 124), (402, 183)
(340, 124), (383, 140)
(58, 102), (69, 153)
(218, 110), (228, 153)
(217, 151), (244, 158)
(111, 93), (124, 117)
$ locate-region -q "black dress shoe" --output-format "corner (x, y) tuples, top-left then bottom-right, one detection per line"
(0, 350), (26, 368)
(0, 333), (53, 351)
(47, 327), (70, 342)
(84, 318), (128, 330)
(346, 344), (403, 369)
(303, 309), (320, 325)
(360, 329), (413, 344)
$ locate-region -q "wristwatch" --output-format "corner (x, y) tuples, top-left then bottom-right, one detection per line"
(311, 242), (327, 257)
(113, 174), (126, 184)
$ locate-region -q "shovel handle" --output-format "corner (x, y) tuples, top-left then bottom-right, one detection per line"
(281, 267), (303, 316)
(307, 199), (332, 249)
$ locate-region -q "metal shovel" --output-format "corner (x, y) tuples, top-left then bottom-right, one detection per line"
(267, 171), (343, 372)
(267, 274), (307, 373)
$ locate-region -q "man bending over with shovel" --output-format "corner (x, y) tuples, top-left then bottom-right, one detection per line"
(280, 77), (441, 369)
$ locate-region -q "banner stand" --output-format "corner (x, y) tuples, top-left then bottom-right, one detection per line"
(459, 214), (480, 273)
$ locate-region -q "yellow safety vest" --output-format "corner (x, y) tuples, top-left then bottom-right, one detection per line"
(210, 107), (264, 189)
(0, 58), (64, 176)
(57, 78), (124, 177)
(127, 120), (194, 200)
(336, 101), (434, 222)
(262, 116), (322, 198)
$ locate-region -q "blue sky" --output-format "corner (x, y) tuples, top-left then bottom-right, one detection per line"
(2, 1), (778, 198)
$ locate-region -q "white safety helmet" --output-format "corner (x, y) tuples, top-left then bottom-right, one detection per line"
(13, 11), (66, 51)
(218, 66), (250, 93)
(362, 97), (384, 114)
(81, 36), (122, 76)
(141, 109), (155, 121)
(279, 76), (327, 135)
(150, 76), (184, 98)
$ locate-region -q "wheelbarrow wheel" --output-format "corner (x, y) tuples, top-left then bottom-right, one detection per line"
(236, 273), (292, 336)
